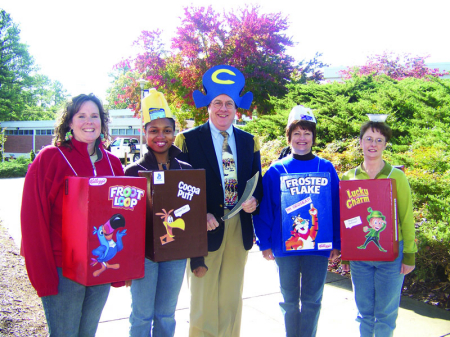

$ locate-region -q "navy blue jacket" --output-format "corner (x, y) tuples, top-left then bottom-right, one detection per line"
(175, 122), (263, 252)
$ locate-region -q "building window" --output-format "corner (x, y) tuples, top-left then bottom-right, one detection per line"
(119, 129), (126, 135)
(111, 129), (119, 135)
(134, 129), (141, 135)
(34, 129), (53, 135)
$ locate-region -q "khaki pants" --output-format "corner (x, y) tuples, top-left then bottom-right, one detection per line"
(189, 212), (248, 337)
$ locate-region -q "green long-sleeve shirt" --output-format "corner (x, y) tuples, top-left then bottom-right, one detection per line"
(341, 162), (417, 265)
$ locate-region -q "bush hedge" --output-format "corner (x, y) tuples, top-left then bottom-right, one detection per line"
(0, 157), (30, 178)
(248, 75), (450, 284)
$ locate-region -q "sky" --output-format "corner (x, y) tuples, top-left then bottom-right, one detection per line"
(2, 0), (449, 103)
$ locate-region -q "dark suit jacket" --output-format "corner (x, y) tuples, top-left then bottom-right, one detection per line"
(175, 122), (263, 252)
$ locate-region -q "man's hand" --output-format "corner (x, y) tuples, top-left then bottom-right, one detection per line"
(206, 213), (219, 231)
(262, 248), (275, 261)
(242, 196), (258, 213)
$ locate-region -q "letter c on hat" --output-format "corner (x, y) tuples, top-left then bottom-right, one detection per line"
(212, 69), (236, 85)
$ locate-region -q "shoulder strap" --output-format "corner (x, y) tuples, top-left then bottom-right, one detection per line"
(387, 167), (395, 178)
(278, 156), (290, 174)
(57, 148), (78, 176)
(104, 151), (115, 176)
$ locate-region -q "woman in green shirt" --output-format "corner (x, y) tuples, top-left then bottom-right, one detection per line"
(341, 121), (417, 337)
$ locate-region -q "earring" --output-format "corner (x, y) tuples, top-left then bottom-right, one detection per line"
(100, 133), (105, 141)
(65, 130), (73, 141)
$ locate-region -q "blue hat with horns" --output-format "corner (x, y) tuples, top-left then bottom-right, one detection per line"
(192, 65), (253, 109)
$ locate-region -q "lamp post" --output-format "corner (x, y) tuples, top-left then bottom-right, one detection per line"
(137, 79), (148, 159)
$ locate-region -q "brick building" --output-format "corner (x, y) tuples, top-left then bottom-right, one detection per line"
(0, 109), (196, 159)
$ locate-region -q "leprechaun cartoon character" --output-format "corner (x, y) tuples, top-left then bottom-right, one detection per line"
(357, 207), (387, 252)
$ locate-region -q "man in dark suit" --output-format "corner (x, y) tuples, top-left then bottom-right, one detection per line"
(175, 65), (263, 337)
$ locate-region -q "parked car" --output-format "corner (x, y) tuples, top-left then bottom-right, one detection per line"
(109, 137), (146, 163)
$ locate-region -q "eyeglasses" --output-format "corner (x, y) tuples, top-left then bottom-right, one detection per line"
(212, 100), (236, 110)
(363, 137), (385, 144)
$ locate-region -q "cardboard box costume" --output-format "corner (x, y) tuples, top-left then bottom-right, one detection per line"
(139, 169), (208, 262)
(281, 172), (334, 253)
(339, 179), (399, 261)
(62, 176), (147, 286)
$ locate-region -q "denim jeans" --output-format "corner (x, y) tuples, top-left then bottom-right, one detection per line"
(350, 241), (405, 337)
(129, 257), (187, 337)
(41, 267), (110, 337)
(275, 254), (329, 337)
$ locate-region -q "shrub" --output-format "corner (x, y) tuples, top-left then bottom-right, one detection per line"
(414, 220), (450, 282)
(0, 157), (30, 178)
(259, 137), (286, 175)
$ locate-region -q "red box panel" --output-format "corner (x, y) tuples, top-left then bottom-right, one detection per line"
(62, 176), (146, 286)
(340, 179), (399, 261)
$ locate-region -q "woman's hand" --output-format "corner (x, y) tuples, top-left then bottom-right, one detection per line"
(262, 248), (275, 261)
(328, 249), (340, 262)
(400, 263), (415, 275)
(341, 264), (350, 272)
(193, 266), (208, 278)
(125, 280), (132, 287)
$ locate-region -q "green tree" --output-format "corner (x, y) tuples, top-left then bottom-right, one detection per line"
(0, 9), (36, 120)
(106, 64), (140, 110)
(340, 52), (448, 80)
(108, 5), (323, 124)
(0, 10), (69, 121)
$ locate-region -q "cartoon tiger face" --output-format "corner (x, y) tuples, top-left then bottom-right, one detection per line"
(292, 215), (309, 235)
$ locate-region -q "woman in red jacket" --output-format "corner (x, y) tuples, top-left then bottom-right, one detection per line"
(21, 94), (124, 336)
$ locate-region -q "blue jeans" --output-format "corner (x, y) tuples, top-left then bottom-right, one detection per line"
(275, 255), (329, 337)
(41, 267), (110, 337)
(350, 241), (405, 337)
(129, 258), (187, 337)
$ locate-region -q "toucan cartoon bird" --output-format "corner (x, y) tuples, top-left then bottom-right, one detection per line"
(91, 214), (127, 277)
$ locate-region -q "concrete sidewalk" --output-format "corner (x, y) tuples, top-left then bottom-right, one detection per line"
(96, 247), (450, 337)
(1, 178), (449, 336)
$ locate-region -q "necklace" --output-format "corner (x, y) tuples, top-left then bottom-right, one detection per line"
(157, 160), (170, 171)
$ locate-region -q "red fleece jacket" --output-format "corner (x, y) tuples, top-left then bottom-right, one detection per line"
(20, 138), (124, 297)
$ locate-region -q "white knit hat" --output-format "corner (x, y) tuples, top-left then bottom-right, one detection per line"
(367, 114), (388, 122)
(287, 105), (316, 127)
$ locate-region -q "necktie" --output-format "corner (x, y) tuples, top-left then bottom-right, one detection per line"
(220, 131), (238, 208)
